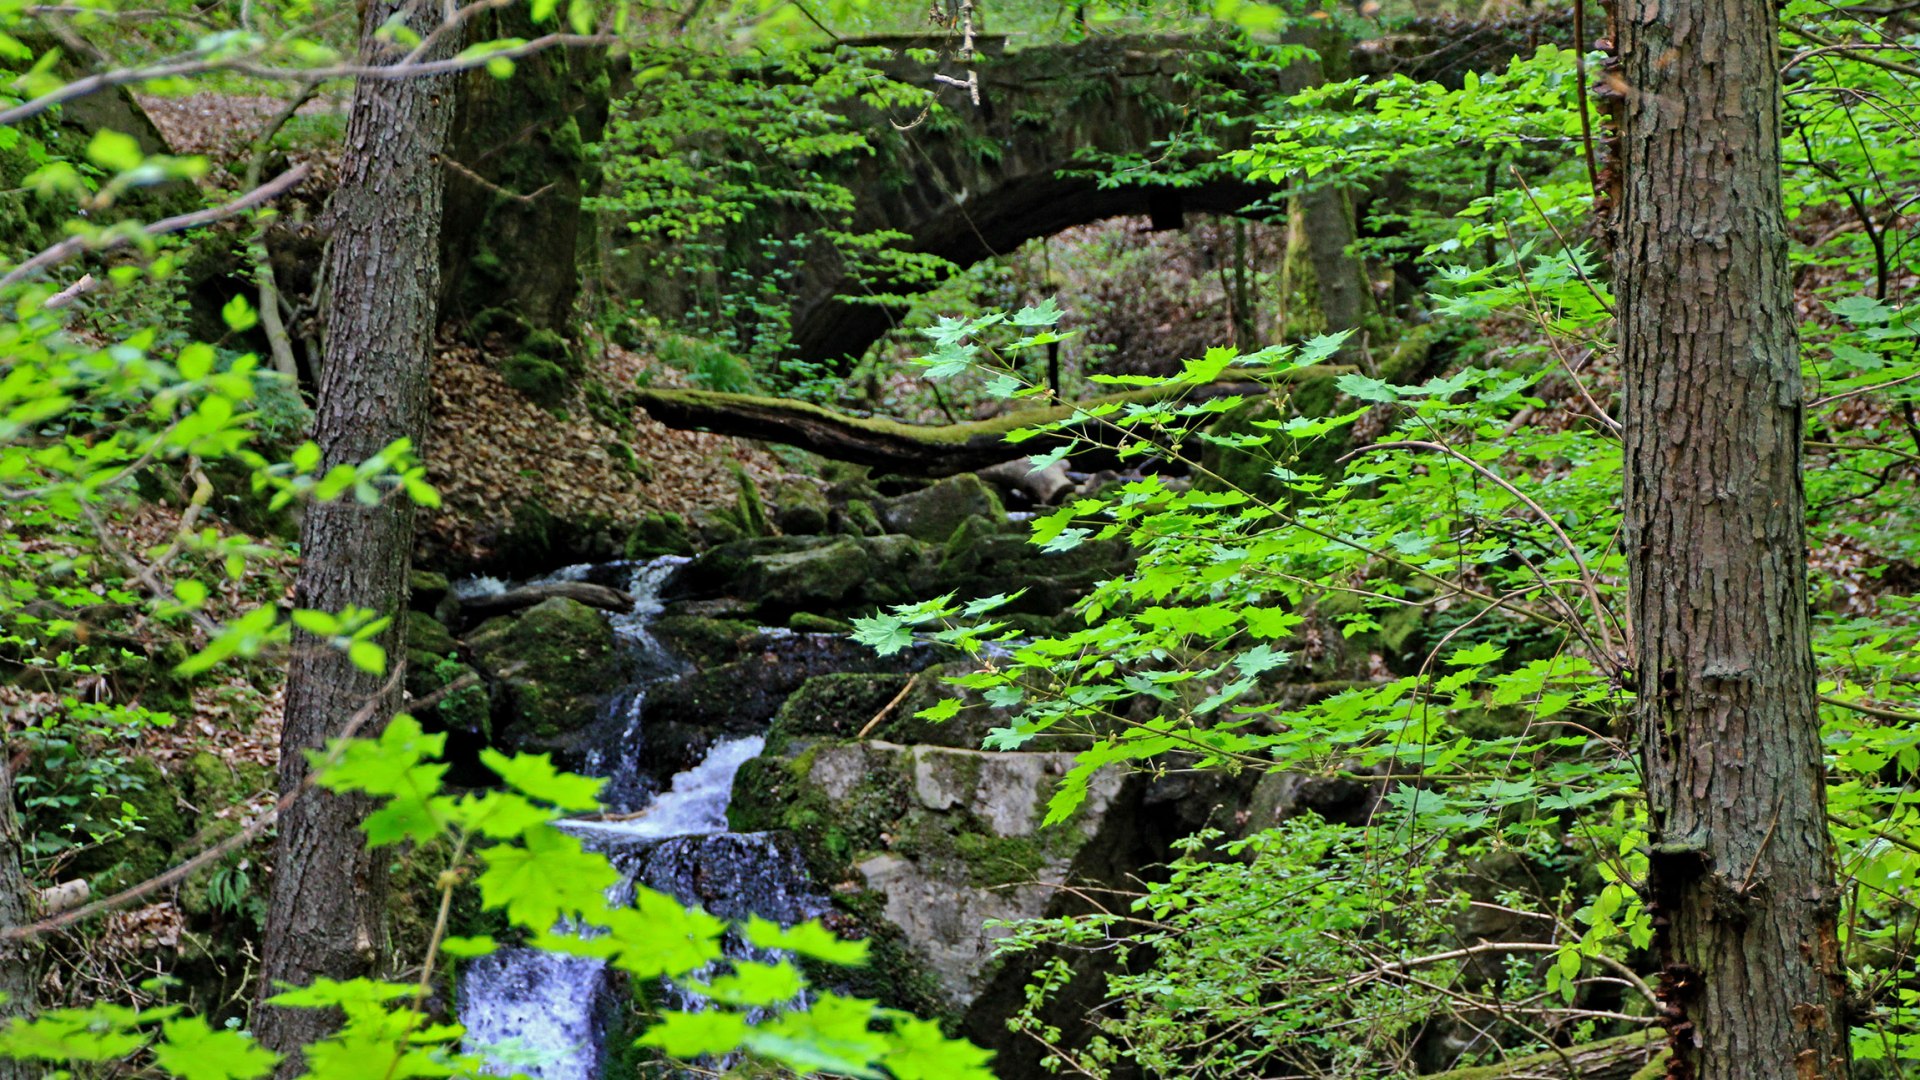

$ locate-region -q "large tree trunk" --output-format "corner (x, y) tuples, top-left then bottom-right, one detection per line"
(0, 761), (36, 1080)
(254, 0), (456, 1064)
(1616, 3), (1851, 1078)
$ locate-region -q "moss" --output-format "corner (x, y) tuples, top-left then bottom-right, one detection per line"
(522, 327), (580, 375)
(767, 673), (912, 750)
(730, 462), (771, 538)
(501, 352), (570, 407)
(75, 756), (190, 893)
(624, 510), (693, 559)
(649, 614), (759, 667)
(405, 609), (459, 658)
(788, 611), (852, 633)
(469, 306), (529, 345)
(835, 497), (883, 537)
(466, 597), (621, 741)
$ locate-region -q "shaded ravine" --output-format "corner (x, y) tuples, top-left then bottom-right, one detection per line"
(456, 559), (828, 1078)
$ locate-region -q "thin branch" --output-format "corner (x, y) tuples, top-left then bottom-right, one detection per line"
(0, 164), (311, 292)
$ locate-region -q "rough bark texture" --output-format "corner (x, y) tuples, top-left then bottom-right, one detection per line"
(254, 0), (457, 1064)
(0, 761), (37, 1080)
(439, 4), (610, 331)
(1616, 2), (1850, 1077)
(1278, 26), (1376, 343)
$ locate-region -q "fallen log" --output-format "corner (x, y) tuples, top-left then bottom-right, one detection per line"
(1428, 1030), (1665, 1080)
(632, 369), (1346, 477)
(459, 581), (634, 617)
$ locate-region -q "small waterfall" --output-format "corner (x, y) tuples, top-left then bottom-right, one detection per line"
(458, 560), (826, 1080)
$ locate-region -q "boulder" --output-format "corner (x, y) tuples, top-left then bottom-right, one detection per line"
(465, 597), (624, 754)
(879, 474), (1006, 542)
(730, 739), (1125, 1011)
(769, 475), (833, 536)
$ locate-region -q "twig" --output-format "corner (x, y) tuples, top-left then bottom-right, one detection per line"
(858, 672), (920, 738)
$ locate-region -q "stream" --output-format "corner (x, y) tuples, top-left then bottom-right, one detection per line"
(457, 558), (829, 1079)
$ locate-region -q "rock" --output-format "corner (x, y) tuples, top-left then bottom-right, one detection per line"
(787, 612), (852, 633)
(408, 570), (452, 614)
(668, 536), (887, 617)
(770, 475), (833, 536)
(731, 739), (1126, 1011)
(405, 609), (459, 658)
(879, 474), (1006, 542)
(624, 510), (693, 558)
(460, 580), (635, 619)
(465, 597), (624, 753)
(832, 497), (884, 537)
(649, 615), (765, 667)
(977, 458), (1074, 506)
(640, 634), (929, 767)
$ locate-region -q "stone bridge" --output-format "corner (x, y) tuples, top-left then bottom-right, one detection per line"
(438, 16), (1574, 363)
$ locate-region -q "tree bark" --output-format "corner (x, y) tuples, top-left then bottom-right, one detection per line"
(254, 0), (457, 1065)
(1616, 2), (1850, 1077)
(0, 761), (37, 1080)
(1278, 26), (1376, 345)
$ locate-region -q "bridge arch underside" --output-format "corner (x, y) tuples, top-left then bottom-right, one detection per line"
(786, 175), (1283, 369)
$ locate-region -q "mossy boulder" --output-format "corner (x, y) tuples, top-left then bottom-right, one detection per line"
(833, 497), (884, 537)
(729, 738), (1126, 1012)
(501, 352), (570, 407)
(770, 476), (833, 536)
(668, 536), (898, 618)
(624, 511), (693, 559)
(465, 597), (622, 753)
(878, 473), (1006, 542)
(649, 614), (763, 668)
(68, 756), (192, 894)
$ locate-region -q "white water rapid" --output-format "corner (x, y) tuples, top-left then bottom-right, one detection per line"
(456, 558), (822, 1080)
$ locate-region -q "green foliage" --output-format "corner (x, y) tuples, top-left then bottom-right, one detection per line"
(591, 41), (948, 393)
(0, 716), (998, 1077)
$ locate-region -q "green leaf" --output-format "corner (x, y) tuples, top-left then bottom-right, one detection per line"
(913, 697), (962, 723)
(347, 639), (386, 675)
(437, 935), (497, 959)
(637, 1010), (750, 1058)
(221, 295), (258, 333)
(700, 960), (805, 1006)
(150, 1017), (278, 1080)
(86, 129), (143, 172)
(481, 749), (604, 811)
(742, 916), (869, 966)
(881, 1016), (997, 1080)
(1335, 372), (1398, 402)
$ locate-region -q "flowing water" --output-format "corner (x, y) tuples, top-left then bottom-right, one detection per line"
(457, 558), (827, 1079)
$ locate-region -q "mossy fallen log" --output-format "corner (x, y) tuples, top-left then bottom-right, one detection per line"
(1429, 1030), (1666, 1080)
(632, 370), (1347, 476)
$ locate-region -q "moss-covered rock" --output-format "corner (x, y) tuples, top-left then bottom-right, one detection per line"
(501, 351), (570, 407)
(770, 475), (833, 536)
(465, 597), (622, 752)
(729, 738), (1126, 1012)
(648, 614), (762, 668)
(833, 497), (884, 537)
(70, 756), (191, 894)
(408, 570), (452, 615)
(878, 473), (1006, 542)
(623, 510), (693, 559)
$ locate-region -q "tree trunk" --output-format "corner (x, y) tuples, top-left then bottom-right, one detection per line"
(254, 0), (456, 1065)
(1279, 26), (1376, 344)
(0, 761), (37, 1080)
(1616, 2), (1851, 1077)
